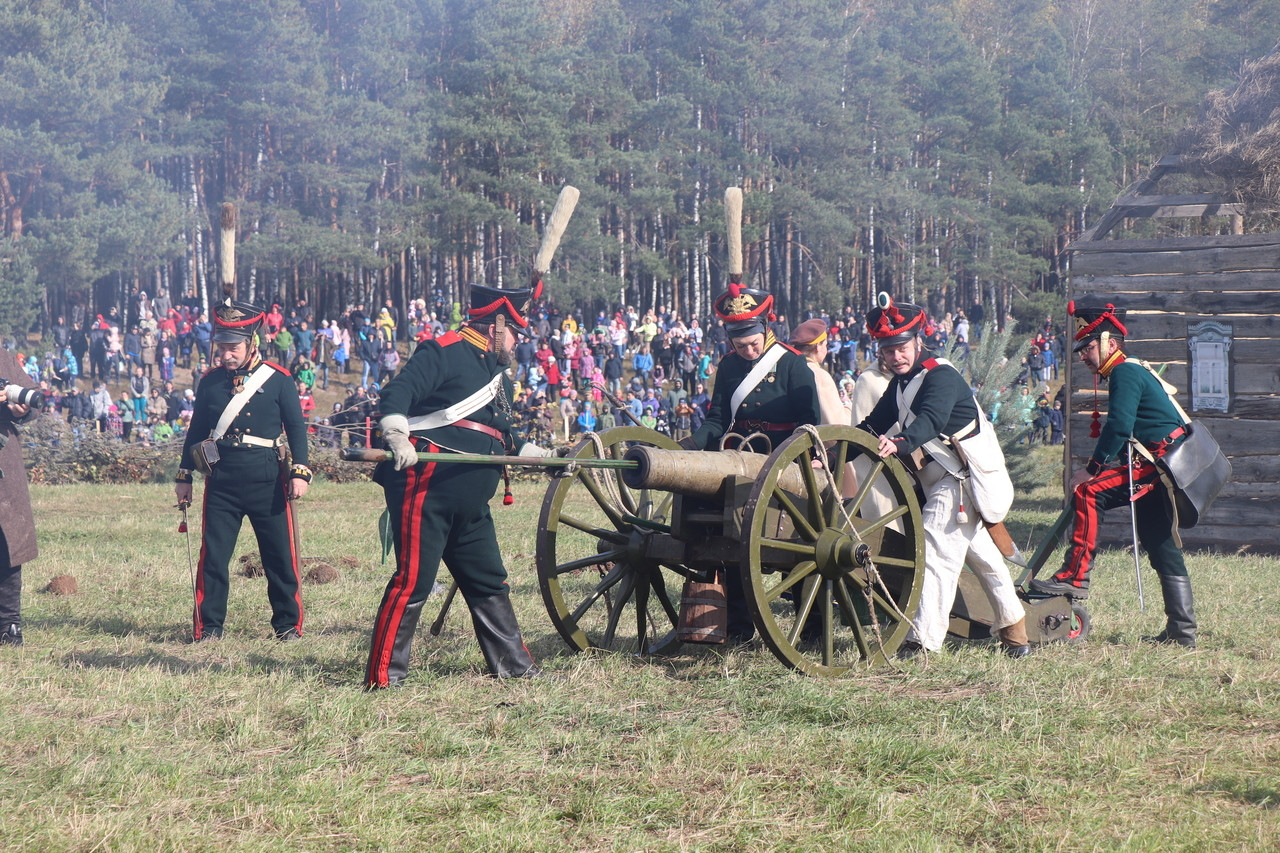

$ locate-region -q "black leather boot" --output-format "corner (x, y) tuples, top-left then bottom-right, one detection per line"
(365, 599), (425, 688)
(1144, 574), (1196, 648)
(466, 590), (541, 678)
(0, 565), (20, 646)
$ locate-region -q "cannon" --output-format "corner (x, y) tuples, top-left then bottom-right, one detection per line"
(535, 424), (927, 676)
(535, 425), (1090, 676)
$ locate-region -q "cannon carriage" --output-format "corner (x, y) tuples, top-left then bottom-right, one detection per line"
(536, 424), (930, 676)
(536, 424), (1090, 676)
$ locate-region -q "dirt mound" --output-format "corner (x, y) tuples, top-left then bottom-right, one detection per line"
(304, 563), (340, 585)
(239, 553), (264, 577)
(42, 575), (78, 595)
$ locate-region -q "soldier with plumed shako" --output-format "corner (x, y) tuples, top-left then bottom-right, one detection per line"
(366, 282), (554, 688)
(682, 283), (821, 642)
(1029, 302), (1197, 647)
(175, 298), (313, 642)
(855, 293), (1029, 658)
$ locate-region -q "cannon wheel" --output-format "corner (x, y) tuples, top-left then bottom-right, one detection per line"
(537, 426), (683, 655)
(740, 425), (925, 676)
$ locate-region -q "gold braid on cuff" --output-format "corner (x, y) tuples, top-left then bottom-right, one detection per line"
(290, 464), (314, 483)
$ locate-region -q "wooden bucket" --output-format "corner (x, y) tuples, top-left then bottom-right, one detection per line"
(676, 569), (728, 644)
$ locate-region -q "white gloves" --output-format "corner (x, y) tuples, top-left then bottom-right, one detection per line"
(380, 414), (418, 471)
(517, 443), (554, 458)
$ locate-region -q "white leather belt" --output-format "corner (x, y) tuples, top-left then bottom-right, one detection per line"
(222, 434), (277, 448)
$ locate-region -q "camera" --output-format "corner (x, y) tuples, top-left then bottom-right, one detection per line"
(1, 382), (44, 409)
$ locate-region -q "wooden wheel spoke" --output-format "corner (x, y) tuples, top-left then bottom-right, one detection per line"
(829, 441), (851, 493)
(843, 458), (887, 518)
(649, 569), (680, 624)
(764, 560), (818, 604)
(556, 511), (628, 544)
(819, 592), (835, 667)
(797, 449), (828, 526)
(758, 537), (818, 559)
(633, 570), (651, 644)
(576, 472), (629, 530)
(864, 553), (917, 570)
(767, 487), (820, 542)
(786, 576), (821, 647)
(834, 578), (872, 659)
(601, 569), (639, 648)
(553, 549), (626, 576)
(568, 561), (630, 623)
(853, 504), (910, 538)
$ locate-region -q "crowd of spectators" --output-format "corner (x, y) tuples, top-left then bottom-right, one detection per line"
(14, 289), (1068, 453)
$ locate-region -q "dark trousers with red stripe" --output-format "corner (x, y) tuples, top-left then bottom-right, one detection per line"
(1054, 455), (1188, 589)
(366, 452), (523, 687)
(194, 450), (303, 638)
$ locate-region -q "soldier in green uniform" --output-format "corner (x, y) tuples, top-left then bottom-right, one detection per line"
(1029, 302), (1197, 647)
(682, 284), (820, 641)
(175, 298), (312, 642)
(366, 283), (553, 688)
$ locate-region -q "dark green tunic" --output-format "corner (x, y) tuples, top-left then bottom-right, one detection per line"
(180, 358), (309, 639)
(690, 340), (820, 451)
(366, 329), (535, 687)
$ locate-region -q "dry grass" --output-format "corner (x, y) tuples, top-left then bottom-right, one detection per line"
(1, 471), (1277, 851)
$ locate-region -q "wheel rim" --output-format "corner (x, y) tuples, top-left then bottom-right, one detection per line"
(1066, 603), (1091, 643)
(741, 425), (925, 676)
(537, 426), (683, 654)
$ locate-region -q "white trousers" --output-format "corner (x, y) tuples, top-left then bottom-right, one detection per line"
(911, 462), (1025, 651)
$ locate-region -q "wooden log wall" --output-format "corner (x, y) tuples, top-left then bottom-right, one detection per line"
(1067, 232), (1280, 553)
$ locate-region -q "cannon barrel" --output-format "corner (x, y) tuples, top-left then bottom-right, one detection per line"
(621, 446), (807, 497)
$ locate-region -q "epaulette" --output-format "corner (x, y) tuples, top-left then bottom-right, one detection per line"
(921, 357), (941, 371)
(436, 330), (463, 347)
(264, 360), (292, 377)
(779, 342), (802, 356)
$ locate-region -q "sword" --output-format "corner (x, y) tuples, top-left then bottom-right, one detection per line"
(429, 581), (459, 636)
(177, 499), (196, 599)
(1128, 444), (1145, 613)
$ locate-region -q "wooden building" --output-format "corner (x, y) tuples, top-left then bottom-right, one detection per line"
(1065, 154), (1278, 552)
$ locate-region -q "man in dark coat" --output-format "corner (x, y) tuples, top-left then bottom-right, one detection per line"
(366, 282), (555, 688)
(0, 351), (40, 645)
(682, 284), (821, 642)
(175, 298), (312, 642)
(1029, 303), (1197, 647)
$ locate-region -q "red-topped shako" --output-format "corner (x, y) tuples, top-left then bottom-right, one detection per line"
(1069, 301), (1128, 352)
(1071, 301), (1130, 437)
(211, 297), (266, 344)
(864, 291), (925, 346)
(467, 281), (542, 336)
(713, 283), (774, 339)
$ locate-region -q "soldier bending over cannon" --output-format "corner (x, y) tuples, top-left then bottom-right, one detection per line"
(854, 294), (1030, 658)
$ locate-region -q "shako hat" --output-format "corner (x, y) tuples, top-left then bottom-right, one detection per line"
(1069, 301), (1127, 352)
(212, 297), (266, 344)
(468, 281), (543, 336)
(789, 318), (828, 348)
(713, 283), (774, 338)
(865, 291), (925, 346)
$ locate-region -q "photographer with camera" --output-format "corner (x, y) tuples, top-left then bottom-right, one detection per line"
(0, 350), (42, 646)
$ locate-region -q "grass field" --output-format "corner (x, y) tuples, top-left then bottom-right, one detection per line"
(3, 472), (1278, 852)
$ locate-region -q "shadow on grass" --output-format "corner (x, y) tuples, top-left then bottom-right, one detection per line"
(1199, 777), (1279, 809)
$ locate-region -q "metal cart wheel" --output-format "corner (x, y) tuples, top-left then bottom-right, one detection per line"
(740, 425), (926, 676)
